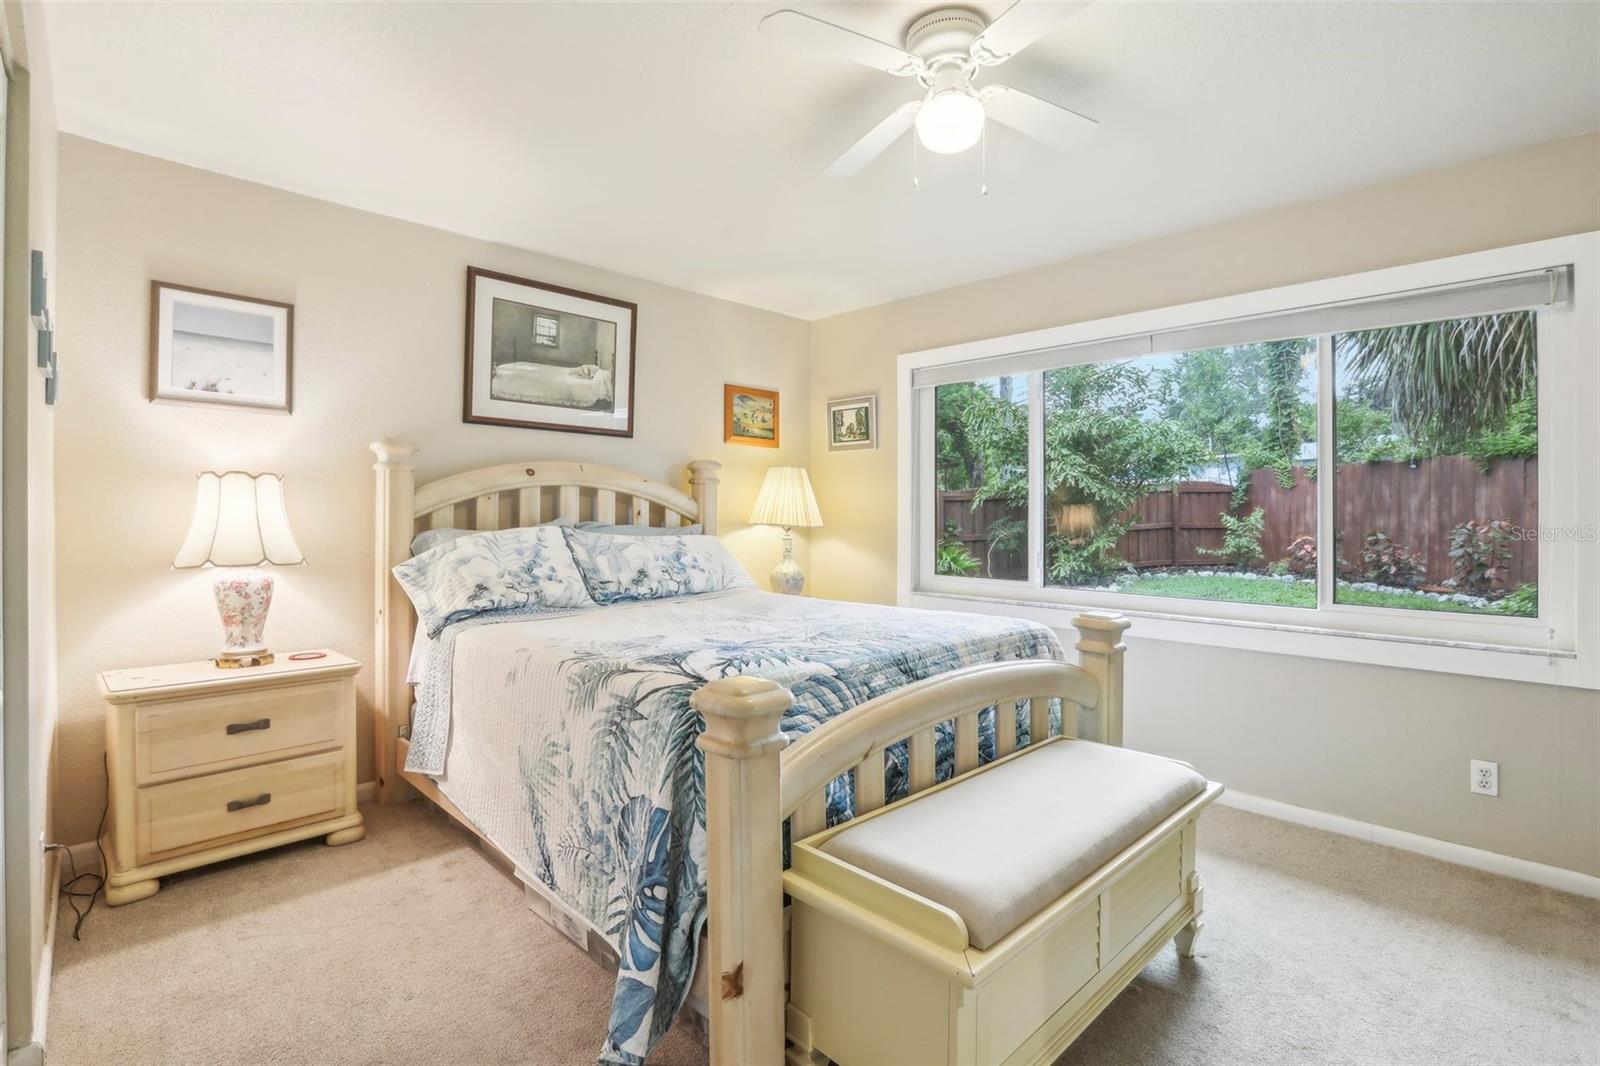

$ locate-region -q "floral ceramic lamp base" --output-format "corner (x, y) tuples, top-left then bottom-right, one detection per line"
(770, 527), (806, 596)
(214, 571), (276, 668)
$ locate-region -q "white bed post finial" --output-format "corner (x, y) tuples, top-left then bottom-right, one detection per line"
(692, 675), (792, 1066)
(1072, 613), (1132, 747)
(372, 439), (419, 805)
(688, 460), (722, 536)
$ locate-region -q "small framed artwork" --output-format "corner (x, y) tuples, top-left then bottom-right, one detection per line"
(724, 384), (779, 448)
(827, 394), (878, 451)
(464, 266), (637, 437)
(149, 282), (293, 411)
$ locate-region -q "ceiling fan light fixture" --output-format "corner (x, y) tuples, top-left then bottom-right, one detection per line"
(915, 85), (985, 154)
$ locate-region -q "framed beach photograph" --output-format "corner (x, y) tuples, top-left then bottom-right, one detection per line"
(464, 267), (636, 436)
(827, 393), (877, 451)
(724, 384), (779, 448)
(149, 282), (293, 410)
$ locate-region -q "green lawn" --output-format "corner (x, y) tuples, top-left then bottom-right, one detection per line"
(1110, 573), (1527, 616)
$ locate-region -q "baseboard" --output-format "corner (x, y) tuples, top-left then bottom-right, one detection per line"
(357, 780), (376, 804)
(1218, 790), (1600, 899)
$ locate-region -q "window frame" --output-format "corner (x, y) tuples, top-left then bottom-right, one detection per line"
(898, 233), (1598, 689)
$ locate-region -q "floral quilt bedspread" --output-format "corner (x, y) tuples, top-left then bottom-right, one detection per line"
(407, 589), (1062, 1064)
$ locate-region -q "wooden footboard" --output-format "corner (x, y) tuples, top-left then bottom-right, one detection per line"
(691, 613), (1131, 1066)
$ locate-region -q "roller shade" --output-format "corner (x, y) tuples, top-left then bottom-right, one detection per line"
(912, 266), (1569, 390)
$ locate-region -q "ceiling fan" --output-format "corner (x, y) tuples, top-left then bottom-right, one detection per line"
(760, 2), (1099, 177)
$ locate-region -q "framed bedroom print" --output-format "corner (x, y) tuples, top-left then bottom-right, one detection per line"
(724, 383), (779, 448)
(149, 282), (293, 411)
(827, 393), (877, 450)
(463, 267), (637, 437)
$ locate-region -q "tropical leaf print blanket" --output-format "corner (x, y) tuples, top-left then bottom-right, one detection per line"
(407, 588), (1061, 1064)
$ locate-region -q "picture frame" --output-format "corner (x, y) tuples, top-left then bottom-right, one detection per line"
(724, 384), (780, 448)
(827, 393), (878, 451)
(149, 282), (294, 411)
(464, 266), (637, 437)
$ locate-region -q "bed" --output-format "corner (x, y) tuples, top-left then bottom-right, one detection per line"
(370, 442), (1150, 1065)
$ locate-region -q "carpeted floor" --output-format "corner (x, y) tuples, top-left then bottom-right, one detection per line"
(50, 801), (1600, 1066)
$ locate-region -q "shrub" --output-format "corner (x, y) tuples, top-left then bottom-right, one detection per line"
(1199, 510), (1265, 568)
(1360, 531), (1425, 588)
(1281, 534), (1317, 575)
(934, 541), (979, 577)
(1448, 519), (1514, 596)
(1494, 582), (1538, 617)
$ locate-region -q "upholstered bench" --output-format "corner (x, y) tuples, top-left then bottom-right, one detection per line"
(782, 735), (1223, 1066)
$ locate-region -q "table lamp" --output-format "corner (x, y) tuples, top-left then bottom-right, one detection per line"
(749, 466), (822, 595)
(173, 471), (305, 667)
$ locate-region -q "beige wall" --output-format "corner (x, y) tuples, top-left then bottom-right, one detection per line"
(808, 132), (1600, 876)
(52, 135), (811, 845)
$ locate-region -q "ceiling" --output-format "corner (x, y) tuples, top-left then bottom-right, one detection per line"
(45, 2), (1600, 320)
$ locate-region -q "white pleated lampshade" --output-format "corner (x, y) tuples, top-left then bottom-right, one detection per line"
(173, 471), (305, 568)
(749, 467), (823, 529)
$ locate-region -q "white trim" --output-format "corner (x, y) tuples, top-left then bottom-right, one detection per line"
(1218, 789), (1600, 900)
(900, 233), (1599, 689)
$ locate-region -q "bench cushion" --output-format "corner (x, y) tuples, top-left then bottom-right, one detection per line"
(817, 739), (1206, 950)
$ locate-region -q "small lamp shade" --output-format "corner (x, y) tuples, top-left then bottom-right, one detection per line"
(749, 467), (823, 529)
(174, 471), (305, 569)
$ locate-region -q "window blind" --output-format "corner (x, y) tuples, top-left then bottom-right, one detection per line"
(911, 266), (1569, 390)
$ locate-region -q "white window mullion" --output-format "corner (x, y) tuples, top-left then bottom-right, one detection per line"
(1028, 371), (1045, 588)
(1316, 334), (1336, 608)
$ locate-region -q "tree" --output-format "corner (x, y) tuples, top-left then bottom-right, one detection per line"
(1335, 311), (1535, 440)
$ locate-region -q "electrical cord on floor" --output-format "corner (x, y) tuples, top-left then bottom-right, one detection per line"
(43, 754), (111, 941)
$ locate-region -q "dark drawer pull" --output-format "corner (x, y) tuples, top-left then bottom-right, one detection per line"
(227, 793), (272, 812)
(226, 718), (272, 735)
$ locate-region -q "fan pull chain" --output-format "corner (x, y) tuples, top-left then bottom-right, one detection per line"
(912, 132), (920, 188)
(980, 125), (989, 196)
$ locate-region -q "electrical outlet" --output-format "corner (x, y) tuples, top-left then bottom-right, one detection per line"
(1470, 759), (1499, 797)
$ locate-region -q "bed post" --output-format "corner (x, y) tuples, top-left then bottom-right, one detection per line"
(1072, 613), (1131, 746)
(692, 675), (792, 1066)
(688, 460), (722, 535)
(372, 439), (419, 805)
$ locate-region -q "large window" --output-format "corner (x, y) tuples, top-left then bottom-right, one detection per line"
(904, 237), (1596, 686)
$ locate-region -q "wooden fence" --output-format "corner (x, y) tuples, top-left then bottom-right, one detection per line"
(937, 455), (1538, 586)
(1250, 456), (1538, 587)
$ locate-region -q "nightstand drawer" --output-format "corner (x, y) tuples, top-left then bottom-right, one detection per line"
(136, 750), (346, 862)
(135, 681), (343, 784)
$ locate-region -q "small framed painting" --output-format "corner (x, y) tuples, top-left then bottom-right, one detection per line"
(464, 267), (636, 437)
(149, 282), (293, 411)
(724, 384), (779, 448)
(827, 394), (878, 451)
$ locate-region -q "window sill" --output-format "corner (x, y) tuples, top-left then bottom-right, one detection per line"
(906, 589), (1593, 690)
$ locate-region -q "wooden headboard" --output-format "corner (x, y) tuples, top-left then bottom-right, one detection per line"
(369, 439), (722, 803)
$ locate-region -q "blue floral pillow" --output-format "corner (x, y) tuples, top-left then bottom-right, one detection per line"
(394, 526), (594, 637)
(563, 529), (755, 606)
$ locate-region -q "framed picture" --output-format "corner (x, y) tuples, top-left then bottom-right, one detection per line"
(464, 267), (636, 437)
(724, 384), (779, 448)
(149, 282), (293, 411)
(827, 394), (878, 451)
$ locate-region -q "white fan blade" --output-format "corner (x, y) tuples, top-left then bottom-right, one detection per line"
(760, 9), (924, 77)
(981, 85), (1098, 151)
(824, 101), (921, 177)
(971, 1), (1094, 65)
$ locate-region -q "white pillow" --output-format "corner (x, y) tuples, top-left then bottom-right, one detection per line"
(394, 526), (594, 637)
(410, 516), (570, 556)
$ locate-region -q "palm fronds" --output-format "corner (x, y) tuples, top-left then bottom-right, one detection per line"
(1337, 312), (1535, 438)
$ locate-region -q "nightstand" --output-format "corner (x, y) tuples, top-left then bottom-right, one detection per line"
(98, 650), (364, 906)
